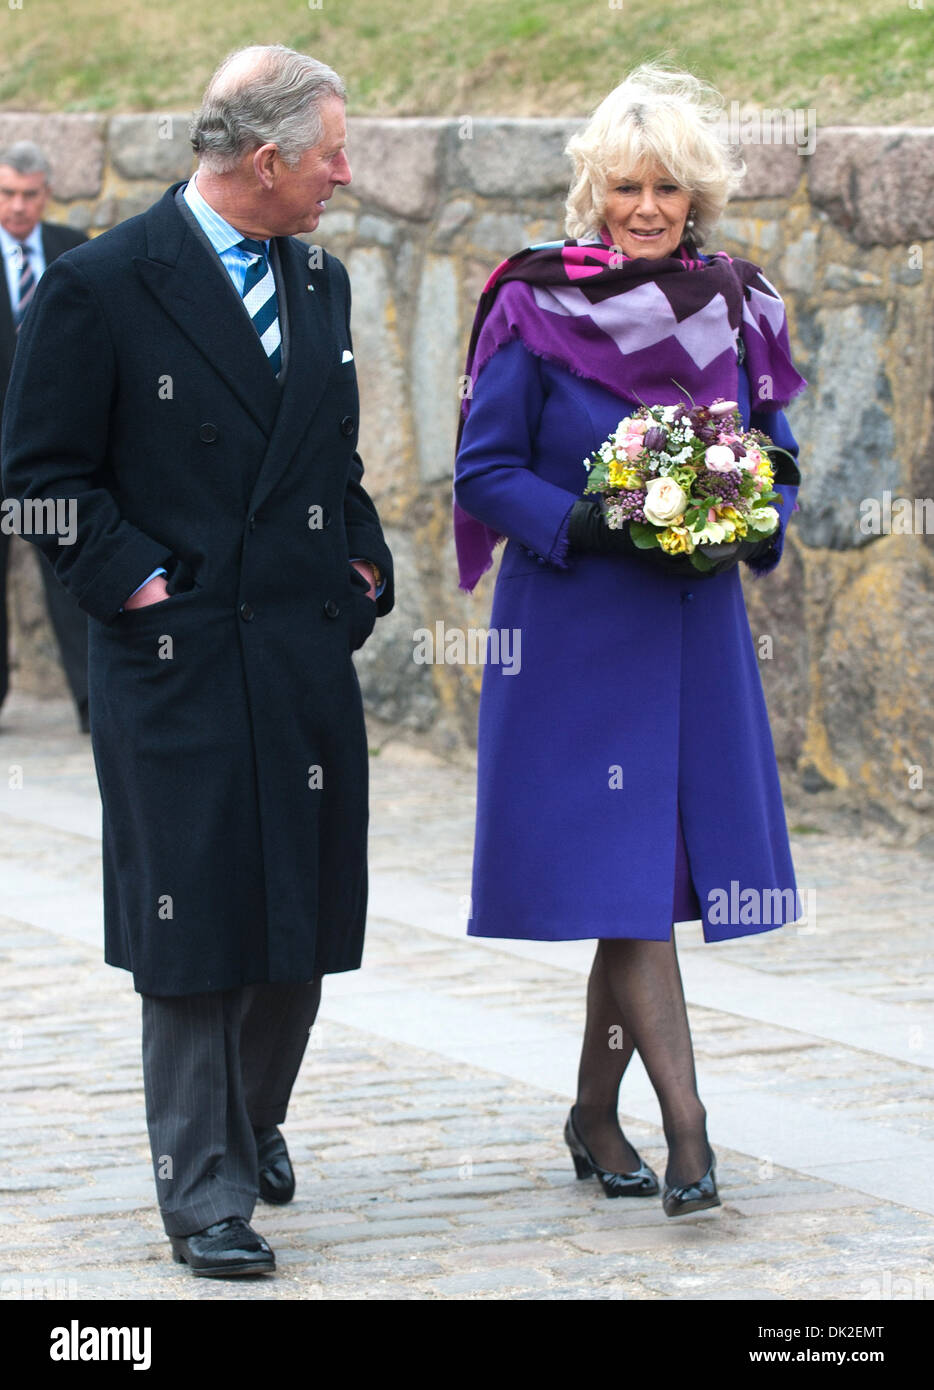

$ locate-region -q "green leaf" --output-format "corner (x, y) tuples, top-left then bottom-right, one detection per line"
(690, 550), (715, 572)
(628, 521), (660, 549)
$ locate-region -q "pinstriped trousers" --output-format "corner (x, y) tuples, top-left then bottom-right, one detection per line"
(141, 980), (321, 1236)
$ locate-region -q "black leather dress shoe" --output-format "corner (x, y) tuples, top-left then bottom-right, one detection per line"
(662, 1148), (721, 1218)
(169, 1217), (275, 1277)
(253, 1125), (295, 1205)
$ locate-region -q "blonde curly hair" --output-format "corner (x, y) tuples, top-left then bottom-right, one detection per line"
(565, 63), (744, 247)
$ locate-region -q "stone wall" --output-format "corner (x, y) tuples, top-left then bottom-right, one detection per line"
(4, 115), (933, 839)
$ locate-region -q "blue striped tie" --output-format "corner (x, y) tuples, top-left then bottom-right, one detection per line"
(14, 243), (36, 330)
(237, 237), (282, 375)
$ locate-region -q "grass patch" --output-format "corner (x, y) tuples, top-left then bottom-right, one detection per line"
(0, 0), (931, 121)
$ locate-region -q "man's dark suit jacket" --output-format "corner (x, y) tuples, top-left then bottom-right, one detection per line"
(0, 221), (89, 712)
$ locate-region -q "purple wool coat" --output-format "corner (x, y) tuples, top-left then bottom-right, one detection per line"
(454, 336), (801, 944)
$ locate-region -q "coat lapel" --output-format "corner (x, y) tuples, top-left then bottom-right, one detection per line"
(0, 267), (13, 380)
(132, 185), (281, 436)
(246, 233), (336, 515)
(0, 229), (19, 377)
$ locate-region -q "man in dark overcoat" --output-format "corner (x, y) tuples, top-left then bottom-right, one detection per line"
(1, 45), (394, 1277)
(0, 140), (89, 730)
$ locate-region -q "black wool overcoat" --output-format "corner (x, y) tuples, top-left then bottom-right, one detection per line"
(1, 183), (394, 996)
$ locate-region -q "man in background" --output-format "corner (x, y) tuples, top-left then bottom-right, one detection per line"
(0, 140), (89, 731)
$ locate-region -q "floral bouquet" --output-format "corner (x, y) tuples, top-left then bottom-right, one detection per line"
(582, 400), (791, 572)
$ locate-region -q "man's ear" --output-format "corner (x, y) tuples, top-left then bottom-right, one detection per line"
(251, 144), (281, 191)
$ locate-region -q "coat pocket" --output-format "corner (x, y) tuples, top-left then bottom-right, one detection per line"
(347, 590), (378, 652)
(116, 581), (204, 621)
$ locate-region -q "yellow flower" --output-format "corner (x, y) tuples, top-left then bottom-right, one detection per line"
(658, 525), (695, 555)
(718, 506), (748, 538)
(608, 462), (644, 490)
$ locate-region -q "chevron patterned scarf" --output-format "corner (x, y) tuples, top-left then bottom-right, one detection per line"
(454, 231), (806, 591)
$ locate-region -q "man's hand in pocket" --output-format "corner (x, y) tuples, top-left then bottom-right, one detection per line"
(350, 559), (378, 601)
(124, 574), (171, 610)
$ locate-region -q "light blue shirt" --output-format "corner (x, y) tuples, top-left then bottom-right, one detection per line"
(182, 173), (271, 293)
(0, 221), (45, 316)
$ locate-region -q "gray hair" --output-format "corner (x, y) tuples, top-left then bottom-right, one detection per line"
(0, 141), (51, 180)
(189, 44), (346, 173)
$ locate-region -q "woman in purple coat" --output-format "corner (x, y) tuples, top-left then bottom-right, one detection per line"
(453, 65), (806, 1217)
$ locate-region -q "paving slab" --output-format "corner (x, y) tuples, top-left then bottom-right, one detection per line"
(1, 693), (933, 1301)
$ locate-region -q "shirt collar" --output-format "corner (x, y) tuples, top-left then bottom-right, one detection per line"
(183, 173), (269, 256)
(0, 221), (43, 258)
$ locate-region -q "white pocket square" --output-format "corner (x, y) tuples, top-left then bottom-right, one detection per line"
(341, 349), (354, 363)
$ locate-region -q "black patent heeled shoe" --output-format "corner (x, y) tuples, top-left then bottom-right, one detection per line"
(662, 1146), (721, 1218)
(564, 1107), (660, 1198)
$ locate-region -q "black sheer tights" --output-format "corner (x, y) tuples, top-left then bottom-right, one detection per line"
(574, 936), (711, 1188)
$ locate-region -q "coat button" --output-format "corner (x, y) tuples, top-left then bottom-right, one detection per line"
(340, 415), (355, 436)
(683, 592), (694, 603)
(323, 599), (340, 618)
(239, 602), (254, 621)
(248, 514), (257, 532)
(199, 423), (219, 443)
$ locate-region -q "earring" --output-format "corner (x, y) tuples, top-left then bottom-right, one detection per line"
(685, 208), (696, 234)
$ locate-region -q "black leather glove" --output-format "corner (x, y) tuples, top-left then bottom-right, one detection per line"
(696, 533), (778, 576)
(567, 498), (635, 554)
(764, 445), (800, 487)
(567, 498), (707, 577)
(569, 498), (781, 578)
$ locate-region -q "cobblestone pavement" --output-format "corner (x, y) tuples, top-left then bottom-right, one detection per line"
(1, 693), (933, 1301)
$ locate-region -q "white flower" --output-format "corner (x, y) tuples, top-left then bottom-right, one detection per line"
(705, 444), (739, 472)
(745, 505), (780, 534)
(702, 515), (739, 542)
(643, 476), (689, 526)
(692, 520), (728, 546)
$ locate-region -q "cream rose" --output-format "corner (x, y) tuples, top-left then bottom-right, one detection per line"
(643, 476), (688, 526)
